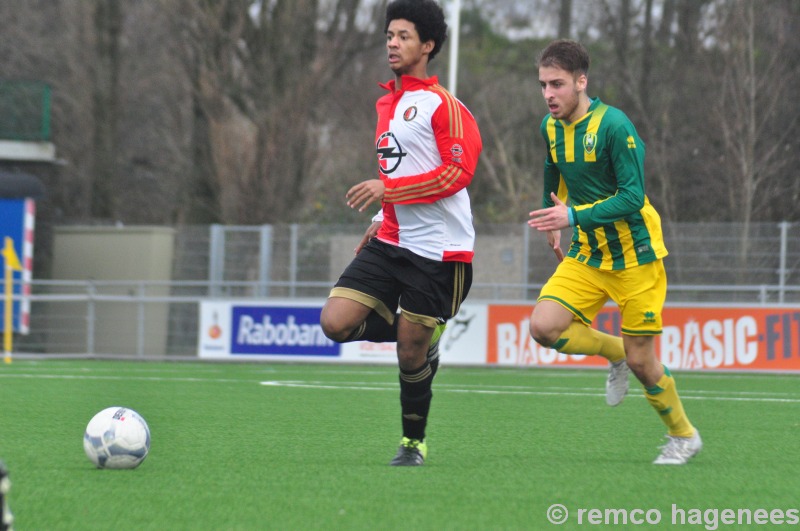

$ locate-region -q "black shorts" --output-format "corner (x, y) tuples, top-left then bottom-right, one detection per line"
(331, 239), (472, 326)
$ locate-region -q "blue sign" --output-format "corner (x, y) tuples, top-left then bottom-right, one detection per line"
(230, 305), (339, 356)
(0, 198), (29, 332)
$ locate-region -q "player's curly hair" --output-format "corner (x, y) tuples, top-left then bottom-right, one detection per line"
(537, 39), (590, 76)
(384, 0), (448, 62)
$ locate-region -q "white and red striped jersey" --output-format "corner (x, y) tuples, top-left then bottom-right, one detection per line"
(372, 75), (482, 263)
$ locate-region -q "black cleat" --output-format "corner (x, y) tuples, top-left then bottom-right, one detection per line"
(389, 437), (427, 466)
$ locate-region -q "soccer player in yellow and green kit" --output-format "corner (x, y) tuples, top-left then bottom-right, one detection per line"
(528, 39), (702, 465)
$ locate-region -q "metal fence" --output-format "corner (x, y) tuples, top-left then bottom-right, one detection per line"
(12, 221), (800, 357)
(182, 221), (800, 298)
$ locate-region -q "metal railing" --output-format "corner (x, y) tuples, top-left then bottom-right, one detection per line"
(10, 279), (800, 358)
(189, 221), (800, 300)
(6, 220), (798, 356)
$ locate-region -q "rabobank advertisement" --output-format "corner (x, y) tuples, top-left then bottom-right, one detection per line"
(231, 305), (338, 356)
(198, 301), (341, 360)
(198, 300), (399, 362)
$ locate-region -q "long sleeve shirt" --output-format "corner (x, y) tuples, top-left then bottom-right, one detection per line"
(373, 75), (482, 263)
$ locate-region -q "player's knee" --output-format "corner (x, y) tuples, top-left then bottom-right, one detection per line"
(623, 337), (659, 380)
(396, 340), (428, 371)
(625, 354), (661, 386)
(529, 319), (559, 347)
(319, 310), (350, 343)
(625, 355), (643, 371)
(625, 357), (653, 384)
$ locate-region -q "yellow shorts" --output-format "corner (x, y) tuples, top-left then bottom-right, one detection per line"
(537, 257), (667, 336)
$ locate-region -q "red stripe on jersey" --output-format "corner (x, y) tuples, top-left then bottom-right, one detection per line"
(443, 250), (474, 263)
(377, 203), (400, 244)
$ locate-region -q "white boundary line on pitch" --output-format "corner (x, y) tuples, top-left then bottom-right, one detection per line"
(6, 362), (800, 380)
(259, 380), (800, 403)
(0, 373), (248, 384)
(2, 372), (798, 403)
(267, 379), (800, 397)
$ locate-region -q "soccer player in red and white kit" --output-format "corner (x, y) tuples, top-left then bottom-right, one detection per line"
(320, 0), (482, 466)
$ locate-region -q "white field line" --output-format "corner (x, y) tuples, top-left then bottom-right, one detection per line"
(1, 372), (798, 403)
(267, 380), (800, 397)
(8, 363), (800, 380)
(0, 373), (247, 384)
(259, 380), (800, 403)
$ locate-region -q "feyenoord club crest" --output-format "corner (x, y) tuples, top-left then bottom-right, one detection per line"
(376, 131), (407, 174)
(403, 106), (418, 121)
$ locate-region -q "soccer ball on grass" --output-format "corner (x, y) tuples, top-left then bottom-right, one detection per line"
(83, 407), (151, 469)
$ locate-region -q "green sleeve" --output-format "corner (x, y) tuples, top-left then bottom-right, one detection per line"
(573, 122), (646, 230)
(541, 124), (561, 208)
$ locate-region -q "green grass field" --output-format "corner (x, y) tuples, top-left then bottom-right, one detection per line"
(1, 359), (799, 530)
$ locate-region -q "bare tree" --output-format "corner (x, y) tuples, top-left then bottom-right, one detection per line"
(168, 0), (382, 225)
(0, 2), (98, 226)
(89, 0), (123, 219)
(558, 0), (573, 38)
(3, 0), (798, 236)
(714, 0), (800, 270)
(655, 0), (676, 44)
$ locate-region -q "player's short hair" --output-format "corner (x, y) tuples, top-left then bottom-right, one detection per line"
(385, 0), (448, 62)
(537, 39), (590, 76)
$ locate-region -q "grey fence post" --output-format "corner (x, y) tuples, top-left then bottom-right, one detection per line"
(209, 224), (225, 297)
(137, 282), (145, 358)
(259, 225), (273, 298)
(289, 224), (299, 298)
(86, 281), (96, 355)
(522, 223), (530, 299)
(778, 221), (789, 304)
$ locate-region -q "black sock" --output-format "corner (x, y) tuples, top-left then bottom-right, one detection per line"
(399, 361), (434, 441)
(343, 312), (398, 343)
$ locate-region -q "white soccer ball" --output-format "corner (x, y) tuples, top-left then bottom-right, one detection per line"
(83, 407), (151, 469)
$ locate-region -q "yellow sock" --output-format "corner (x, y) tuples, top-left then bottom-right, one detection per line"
(644, 366), (695, 437)
(551, 322), (626, 363)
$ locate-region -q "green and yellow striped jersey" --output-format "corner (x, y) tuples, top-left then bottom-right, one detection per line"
(540, 98), (668, 270)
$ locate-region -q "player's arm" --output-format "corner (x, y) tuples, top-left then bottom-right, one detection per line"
(382, 98), (481, 205)
(571, 123), (645, 231)
(533, 127), (567, 261)
(354, 218), (382, 255)
(541, 146), (563, 208)
(539, 116), (569, 207)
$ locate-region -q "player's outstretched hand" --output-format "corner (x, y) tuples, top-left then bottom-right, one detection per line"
(529, 192), (570, 231)
(346, 180), (386, 213)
